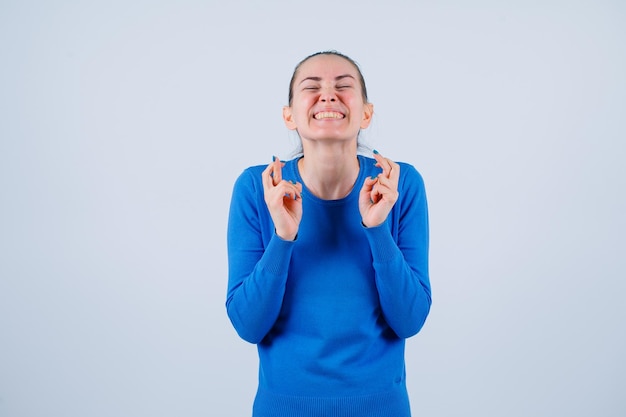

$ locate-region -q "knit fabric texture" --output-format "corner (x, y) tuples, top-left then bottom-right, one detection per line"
(226, 155), (431, 417)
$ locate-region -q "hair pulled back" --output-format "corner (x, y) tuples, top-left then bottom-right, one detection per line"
(287, 50), (369, 105)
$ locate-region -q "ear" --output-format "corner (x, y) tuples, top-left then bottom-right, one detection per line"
(283, 106), (297, 130)
(360, 103), (374, 129)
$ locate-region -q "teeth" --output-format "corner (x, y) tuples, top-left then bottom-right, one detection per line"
(314, 111), (344, 120)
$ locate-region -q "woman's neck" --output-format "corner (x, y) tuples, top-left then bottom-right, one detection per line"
(298, 144), (360, 200)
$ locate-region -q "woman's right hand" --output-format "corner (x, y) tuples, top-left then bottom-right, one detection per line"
(262, 157), (303, 241)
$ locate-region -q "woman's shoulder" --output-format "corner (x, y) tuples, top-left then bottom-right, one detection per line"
(240, 163), (267, 177)
(231, 164), (266, 195)
(397, 160), (424, 182)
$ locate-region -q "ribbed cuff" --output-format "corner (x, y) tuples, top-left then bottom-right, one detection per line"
(259, 233), (296, 276)
(362, 223), (398, 263)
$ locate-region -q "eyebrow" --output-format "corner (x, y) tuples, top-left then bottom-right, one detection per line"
(298, 74), (356, 85)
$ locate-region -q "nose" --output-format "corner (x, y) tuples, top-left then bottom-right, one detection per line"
(319, 86), (337, 102)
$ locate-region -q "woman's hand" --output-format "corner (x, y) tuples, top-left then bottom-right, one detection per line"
(359, 151), (400, 228)
(262, 157), (303, 241)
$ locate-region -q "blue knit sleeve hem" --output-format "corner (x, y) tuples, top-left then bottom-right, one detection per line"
(259, 233), (297, 276)
(362, 223), (399, 263)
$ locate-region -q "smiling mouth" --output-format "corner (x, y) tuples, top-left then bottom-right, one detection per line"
(314, 111), (345, 120)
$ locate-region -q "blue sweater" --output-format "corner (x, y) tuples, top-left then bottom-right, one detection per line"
(226, 155), (431, 417)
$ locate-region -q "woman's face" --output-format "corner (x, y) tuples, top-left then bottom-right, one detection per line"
(283, 54), (373, 144)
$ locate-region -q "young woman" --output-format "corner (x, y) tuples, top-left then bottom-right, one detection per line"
(226, 51), (431, 417)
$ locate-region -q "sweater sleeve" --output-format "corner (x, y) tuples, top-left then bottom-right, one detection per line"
(225, 168), (295, 344)
(363, 164), (431, 339)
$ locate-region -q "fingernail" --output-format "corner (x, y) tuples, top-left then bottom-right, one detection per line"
(370, 175), (378, 180)
(272, 155), (276, 161)
(373, 149), (379, 155)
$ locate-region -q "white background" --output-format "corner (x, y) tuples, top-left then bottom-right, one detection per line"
(1, 1), (624, 416)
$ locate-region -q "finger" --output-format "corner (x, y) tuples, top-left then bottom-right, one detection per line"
(373, 151), (392, 178)
(262, 163), (275, 190)
(275, 180), (302, 200)
(359, 176), (376, 197)
(376, 156), (400, 185)
(370, 177), (398, 204)
(363, 175), (377, 188)
(370, 186), (381, 203)
(374, 175), (394, 193)
(284, 181), (302, 200)
(265, 182), (295, 209)
(369, 177), (382, 202)
(272, 156), (283, 185)
(378, 157), (393, 178)
(376, 172), (395, 187)
(388, 160), (400, 183)
(294, 181), (303, 197)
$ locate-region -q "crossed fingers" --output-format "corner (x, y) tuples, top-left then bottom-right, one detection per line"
(262, 157), (302, 202)
(371, 151), (399, 202)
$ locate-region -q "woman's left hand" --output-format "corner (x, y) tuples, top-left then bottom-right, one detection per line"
(359, 151), (400, 228)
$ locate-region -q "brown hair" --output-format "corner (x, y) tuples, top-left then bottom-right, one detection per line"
(287, 51), (369, 105)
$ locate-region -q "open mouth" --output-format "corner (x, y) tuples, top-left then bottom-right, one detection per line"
(314, 111), (345, 120)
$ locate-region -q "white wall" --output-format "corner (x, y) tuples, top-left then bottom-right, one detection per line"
(1, 1), (624, 416)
